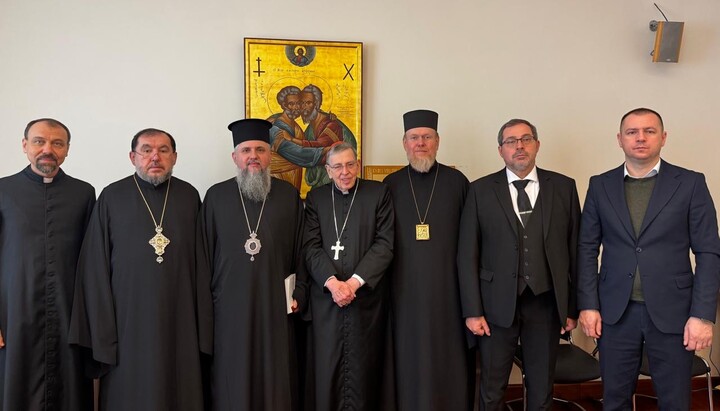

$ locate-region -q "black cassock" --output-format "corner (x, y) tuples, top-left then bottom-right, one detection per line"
(384, 163), (472, 411)
(198, 177), (305, 411)
(0, 167), (95, 411)
(304, 179), (394, 411)
(69, 175), (209, 411)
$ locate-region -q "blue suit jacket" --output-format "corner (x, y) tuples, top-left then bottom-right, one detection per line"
(577, 160), (720, 333)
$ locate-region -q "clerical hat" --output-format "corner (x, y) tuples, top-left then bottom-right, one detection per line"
(227, 119), (272, 146)
(403, 109), (438, 132)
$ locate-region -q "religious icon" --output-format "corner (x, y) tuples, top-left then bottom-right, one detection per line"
(244, 38), (363, 198)
(415, 224), (430, 241)
(286, 45), (315, 67)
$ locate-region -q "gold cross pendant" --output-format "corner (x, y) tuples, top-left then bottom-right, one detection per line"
(149, 226), (170, 263)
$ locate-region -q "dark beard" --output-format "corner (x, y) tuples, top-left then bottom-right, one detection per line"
(36, 162), (57, 175)
(35, 154), (58, 174)
(236, 167), (272, 202)
(136, 168), (172, 186)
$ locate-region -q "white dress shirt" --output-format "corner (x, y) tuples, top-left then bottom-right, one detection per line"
(506, 166), (540, 222)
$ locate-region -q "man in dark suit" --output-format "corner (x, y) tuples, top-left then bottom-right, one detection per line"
(458, 118), (580, 410)
(578, 107), (720, 410)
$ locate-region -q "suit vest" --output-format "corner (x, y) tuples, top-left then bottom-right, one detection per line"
(517, 196), (553, 295)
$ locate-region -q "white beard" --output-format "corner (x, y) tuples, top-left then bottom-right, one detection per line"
(408, 156), (436, 173)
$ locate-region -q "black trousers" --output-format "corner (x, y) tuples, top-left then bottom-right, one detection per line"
(478, 290), (560, 411)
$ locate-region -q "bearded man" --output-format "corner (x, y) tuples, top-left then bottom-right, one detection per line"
(69, 128), (210, 411)
(383, 110), (472, 411)
(0, 118), (95, 410)
(198, 119), (306, 410)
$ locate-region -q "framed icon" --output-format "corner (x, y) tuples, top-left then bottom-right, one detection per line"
(245, 38), (362, 198)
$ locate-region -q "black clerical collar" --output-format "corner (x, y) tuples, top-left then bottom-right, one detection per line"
(133, 173), (171, 191)
(22, 165), (66, 184)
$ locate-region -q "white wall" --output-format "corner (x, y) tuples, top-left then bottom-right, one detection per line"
(2, 0), (720, 376)
(3, 0), (719, 195)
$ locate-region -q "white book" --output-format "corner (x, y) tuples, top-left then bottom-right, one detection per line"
(285, 273), (296, 314)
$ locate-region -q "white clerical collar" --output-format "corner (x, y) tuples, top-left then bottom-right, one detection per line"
(623, 159), (661, 178)
(43, 177), (54, 184)
(333, 182), (356, 195)
(506, 166), (538, 185)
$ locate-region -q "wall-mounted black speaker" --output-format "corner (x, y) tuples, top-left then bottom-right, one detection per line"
(652, 21), (684, 63)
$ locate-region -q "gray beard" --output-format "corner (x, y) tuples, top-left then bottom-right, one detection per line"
(236, 167), (272, 202)
(36, 162), (58, 175)
(35, 155), (58, 175)
(137, 168), (172, 186)
(408, 156), (436, 173)
(301, 108), (318, 124)
(285, 108), (299, 120)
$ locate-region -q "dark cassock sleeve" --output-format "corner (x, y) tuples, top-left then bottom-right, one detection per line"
(291, 203), (310, 316)
(195, 207), (214, 356)
(351, 184), (394, 290)
(68, 191), (119, 377)
(303, 189), (337, 291)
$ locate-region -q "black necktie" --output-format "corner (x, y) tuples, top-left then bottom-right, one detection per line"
(512, 180), (532, 227)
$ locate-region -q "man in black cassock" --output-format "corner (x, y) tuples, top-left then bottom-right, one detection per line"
(198, 119), (306, 410)
(0, 118), (95, 411)
(304, 141), (394, 411)
(69, 128), (210, 411)
(383, 110), (472, 411)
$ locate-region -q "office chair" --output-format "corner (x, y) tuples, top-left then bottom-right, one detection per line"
(511, 332), (601, 411)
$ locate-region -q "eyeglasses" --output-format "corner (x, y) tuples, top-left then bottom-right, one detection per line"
(327, 161), (358, 172)
(501, 135), (535, 147)
(134, 147), (174, 157)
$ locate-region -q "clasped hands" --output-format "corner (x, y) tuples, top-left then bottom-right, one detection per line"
(325, 277), (361, 308)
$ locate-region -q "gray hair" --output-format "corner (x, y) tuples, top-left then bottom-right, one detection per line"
(276, 85), (301, 106)
(302, 84), (323, 109)
(326, 141), (356, 164)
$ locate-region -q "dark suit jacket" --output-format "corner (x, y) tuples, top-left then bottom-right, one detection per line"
(577, 160), (720, 334)
(457, 168), (581, 329)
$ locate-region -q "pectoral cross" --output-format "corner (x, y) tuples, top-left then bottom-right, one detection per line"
(148, 228), (170, 264)
(331, 240), (344, 260)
